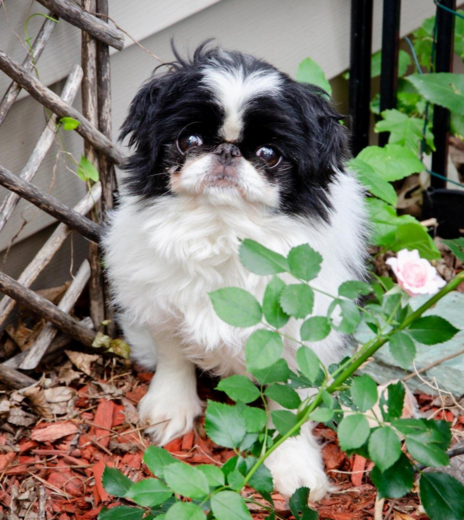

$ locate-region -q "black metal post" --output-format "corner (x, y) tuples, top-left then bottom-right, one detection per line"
(378, 0), (402, 146)
(349, 0), (374, 156)
(431, 0), (456, 187)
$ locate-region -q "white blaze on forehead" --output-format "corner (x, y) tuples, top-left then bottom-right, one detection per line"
(202, 65), (282, 141)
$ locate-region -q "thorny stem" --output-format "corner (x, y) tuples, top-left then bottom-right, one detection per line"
(243, 271), (464, 486)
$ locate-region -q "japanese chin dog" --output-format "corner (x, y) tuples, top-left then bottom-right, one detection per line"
(104, 43), (367, 501)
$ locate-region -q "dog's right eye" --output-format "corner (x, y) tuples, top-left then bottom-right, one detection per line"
(177, 134), (203, 154)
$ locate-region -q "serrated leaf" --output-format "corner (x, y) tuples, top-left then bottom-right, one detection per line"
(245, 330), (283, 372)
(165, 502), (206, 520)
(420, 473), (464, 520)
(296, 57), (332, 96)
(296, 346), (321, 382)
(443, 238), (464, 262)
(271, 410), (300, 436)
(263, 276), (290, 328)
(242, 405), (267, 433)
(253, 358), (290, 385)
(408, 316), (459, 345)
(143, 446), (177, 479)
(368, 427), (401, 471)
(248, 463), (274, 496)
(227, 469), (245, 491)
(350, 158), (397, 205)
(392, 222), (441, 260)
(280, 284), (314, 319)
(370, 49), (411, 78)
(287, 244), (322, 282)
(370, 453), (414, 499)
(338, 414), (371, 451)
(60, 116), (81, 131)
(211, 491), (252, 520)
(77, 155), (99, 182)
(239, 239), (289, 274)
(209, 287), (262, 327)
(102, 467), (133, 497)
(98, 506), (144, 520)
(205, 401), (246, 449)
(196, 464), (225, 488)
(331, 299), (361, 334)
(265, 384), (301, 409)
(406, 438), (449, 467)
(163, 463), (209, 499)
(389, 331), (416, 369)
(350, 374), (378, 412)
(384, 381), (405, 421)
(217, 376), (260, 404)
(289, 487), (318, 520)
(309, 407), (334, 423)
(300, 316), (331, 342)
(407, 73), (464, 115)
(338, 281), (372, 299)
(125, 478), (172, 507)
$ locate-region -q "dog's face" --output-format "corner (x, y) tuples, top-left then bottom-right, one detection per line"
(121, 44), (348, 220)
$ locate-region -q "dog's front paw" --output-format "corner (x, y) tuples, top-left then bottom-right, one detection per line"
(138, 388), (203, 446)
(265, 429), (332, 501)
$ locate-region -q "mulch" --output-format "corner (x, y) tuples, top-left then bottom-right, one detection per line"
(1, 352), (463, 520)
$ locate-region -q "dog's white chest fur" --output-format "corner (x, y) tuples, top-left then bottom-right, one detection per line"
(104, 172), (366, 376)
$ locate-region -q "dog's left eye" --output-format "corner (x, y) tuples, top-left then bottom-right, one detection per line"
(256, 145), (281, 168)
(177, 134), (203, 154)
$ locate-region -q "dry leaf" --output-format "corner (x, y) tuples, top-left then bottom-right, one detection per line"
(0, 398), (11, 415)
(58, 362), (82, 385)
(36, 283), (70, 304)
(23, 386), (53, 419)
(65, 350), (100, 376)
(96, 381), (123, 397)
(7, 407), (36, 427)
(44, 387), (76, 415)
(122, 397), (139, 425)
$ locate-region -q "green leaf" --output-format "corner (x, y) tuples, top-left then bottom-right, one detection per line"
(77, 155), (99, 182)
(125, 478), (172, 507)
(393, 418), (450, 448)
(300, 316), (331, 342)
(196, 464), (225, 488)
(205, 401), (246, 449)
(296, 346), (321, 382)
(451, 112), (464, 140)
(375, 109), (434, 152)
(163, 463), (209, 499)
(407, 73), (464, 115)
(388, 331), (416, 369)
(280, 284), (314, 319)
(420, 473), (464, 520)
(265, 384), (301, 409)
(392, 222), (441, 260)
(296, 57), (332, 96)
(239, 239), (289, 275)
(331, 299), (361, 334)
(211, 491), (252, 520)
(263, 277), (290, 328)
(165, 502), (206, 520)
(217, 376), (260, 404)
(227, 469), (245, 491)
(242, 405), (267, 433)
(350, 374), (378, 412)
(406, 438), (449, 467)
(368, 427), (402, 471)
(370, 49), (411, 78)
(287, 244), (322, 282)
(143, 446), (177, 479)
(271, 410), (300, 436)
(384, 381), (405, 421)
(245, 330), (283, 372)
(289, 487), (318, 520)
(102, 467), (133, 497)
(98, 506), (144, 520)
(356, 144), (424, 182)
(370, 454), (414, 499)
(338, 281), (372, 299)
(60, 116), (81, 131)
(443, 238), (464, 262)
(350, 158), (397, 205)
(408, 316), (459, 345)
(309, 407), (334, 423)
(338, 414), (371, 451)
(253, 358), (290, 385)
(209, 287), (262, 327)
(248, 463), (274, 496)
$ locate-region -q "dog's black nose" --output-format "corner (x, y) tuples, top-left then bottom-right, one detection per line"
(213, 143), (242, 165)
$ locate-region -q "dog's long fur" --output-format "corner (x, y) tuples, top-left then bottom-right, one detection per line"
(104, 44), (368, 500)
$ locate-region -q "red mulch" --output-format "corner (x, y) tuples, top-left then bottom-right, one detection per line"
(0, 359), (463, 520)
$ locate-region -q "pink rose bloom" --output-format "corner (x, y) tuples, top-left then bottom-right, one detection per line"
(386, 249), (446, 297)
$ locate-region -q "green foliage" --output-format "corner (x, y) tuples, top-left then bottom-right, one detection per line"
(217, 376), (260, 403)
(262, 277), (290, 328)
(287, 244), (322, 282)
(443, 238), (464, 262)
(125, 479), (172, 507)
(245, 330), (283, 371)
(209, 287), (262, 327)
(350, 158), (397, 205)
(60, 116), (81, 131)
(205, 401), (247, 449)
(388, 331), (416, 369)
(420, 473), (464, 520)
(99, 506), (144, 520)
(338, 414), (371, 450)
(368, 427), (402, 471)
(407, 316), (459, 345)
(163, 463), (209, 499)
(296, 57), (332, 96)
(143, 446), (177, 479)
(166, 502), (205, 520)
(407, 73), (464, 115)
(300, 316), (331, 342)
(280, 284), (314, 319)
(289, 488), (318, 520)
(211, 491), (252, 520)
(239, 239), (288, 274)
(102, 467), (133, 497)
(370, 454), (414, 498)
(350, 374), (378, 412)
(296, 346), (321, 382)
(77, 155), (99, 182)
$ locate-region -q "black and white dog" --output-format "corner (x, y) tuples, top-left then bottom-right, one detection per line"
(104, 44), (367, 500)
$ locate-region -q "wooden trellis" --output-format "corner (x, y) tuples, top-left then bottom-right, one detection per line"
(0, 0), (127, 389)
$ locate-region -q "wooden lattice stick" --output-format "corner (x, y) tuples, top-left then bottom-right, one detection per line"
(0, 183), (102, 329)
(0, 13), (58, 127)
(0, 364), (37, 390)
(82, 0), (106, 331)
(0, 272), (96, 347)
(3, 317), (93, 369)
(35, 0), (124, 50)
(19, 260), (91, 370)
(0, 165), (101, 243)
(0, 51), (126, 165)
(0, 65), (83, 234)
